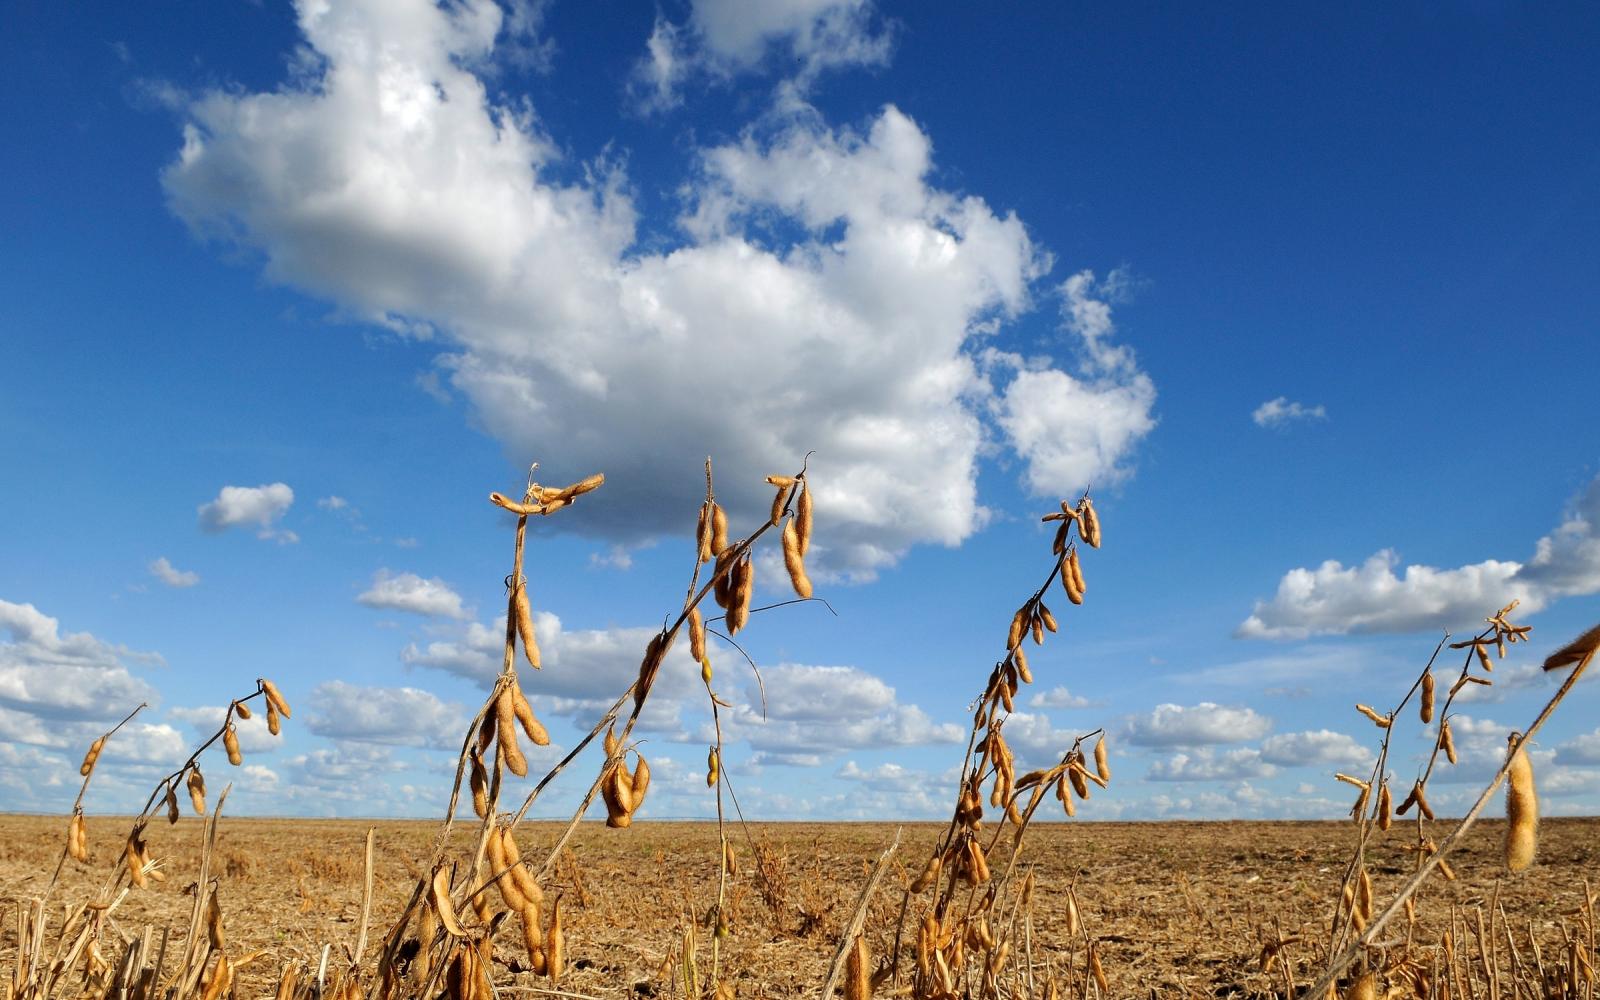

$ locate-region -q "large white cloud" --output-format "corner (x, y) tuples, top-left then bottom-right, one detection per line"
(0, 600), (159, 726)
(162, 0), (1156, 578)
(357, 570), (470, 619)
(1239, 474), (1600, 638)
(197, 483), (296, 542)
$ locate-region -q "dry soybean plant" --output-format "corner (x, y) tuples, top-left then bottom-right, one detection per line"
(9, 678), (294, 1000)
(867, 494), (1115, 1000)
(1298, 606), (1600, 1000)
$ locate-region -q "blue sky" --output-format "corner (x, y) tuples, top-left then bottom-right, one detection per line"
(3, 1), (1599, 822)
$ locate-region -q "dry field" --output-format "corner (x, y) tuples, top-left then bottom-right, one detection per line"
(4, 815), (1597, 998)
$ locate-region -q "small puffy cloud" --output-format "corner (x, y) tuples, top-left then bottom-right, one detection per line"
(1147, 748), (1275, 782)
(358, 570), (469, 619)
(1124, 702), (1271, 747)
(169, 704), (283, 753)
(0, 599), (159, 728)
(1555, 728), (1600, 766)
(1258, 729), (1374, 767)
(1240, 474), (1600, 638)
(633, 0), (891, 109)
(992, 271), (1158, 498)
(197, 483), (296, 541)
(305, 681), (470, 750)
(1252, 397), (1326, 429)
(1029, 686), (1091, 710)
(149, 556), (200, 588)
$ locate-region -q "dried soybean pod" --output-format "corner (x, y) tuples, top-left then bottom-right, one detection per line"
(911, 855), (941, 893)
(124, 831), (148, 889)
(68, 812), (88, 862)
(689, 606), (706, 663)
(519, 907), (546, 975)
(727, 555), (754, 634)
(545, 898), (564, 982)
(1079, 497), (1101, 547)
(233, 700), (252, 720)
(1089, 944), (1108, 994)
(796, 481), (813, 556)
(165, 783), (181, 825)
(604, 724), (620, 759)
(769, 483), (786, 526)
(224, 724), (243, 766)
(514, 580), (540, 669)
(266, 700), (281, 736)
(1420, 672), (1435, 724)
(1062, 564), (1084, 606)
(261, 679), (293, 718)
(496, 688), (528, 777)
(1068, 548), (1086, 595)
(1377, 781), (1392, 831)
(706, 746), (720, 787)
(1473, 641), (1493, 672)
(696, 502), (713, 565)
(1414, 781), (1435, 821)
(1505, 732), (1538, 872)
(781, 518), (813, 599)
(469, 749), (489, 820)
(430, 866), (464, 937)
(1007, 608), (1026, 650)
(1012, 646), (1031, 685)
(1441, 719), (1458, 764)
(501, 828), (543, 906)
(1094, 736), (1111, 783)
(485, 828), (527, 911)
(1543, 622), (1600, 671)
(1052, 520), (1068, 556)
(555, 473), (605, 500)
(1039, 603), (1058, 633)
(711, 503), (729, 556)
(631, 753), (651, 805)
(1355, 704), (1391, 728)
(845, 935), (869, 1000)
(1068, 763), (1091, 800)
(188, 767), (207, 815)
(80, 736), (105, 777)
(510, 682), (550, 746)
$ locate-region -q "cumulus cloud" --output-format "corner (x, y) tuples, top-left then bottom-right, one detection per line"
(197, 483), (296, 542)
(1239, 474), (1600, 638)
(162, 0), (1155, 578)
(991, 271), (1158, 498)
(0, 600), (159, 728)
(1123, 702), (1271, 747)
(305, 681), (471, 750)
(632, 0), (891, 109)
(1555, 728), (1600, 766)
(711, 663), (962, 757)
(1147, 748), (1275, 782)
(1252, 397), (1326, 429)
(149, 556), (200, 588)
(358, 570), (470, 619)
(1258, 729), (1374, 767)
(1029, 686), (1091, 710)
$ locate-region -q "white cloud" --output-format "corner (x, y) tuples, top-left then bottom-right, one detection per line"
(169, 704), (283, 754)
(305, 681), (470, 750)
(1555, 728), (1600, 766)
(161, 0), (1155, 579)
(992, 272), (1158, 498)
(1124, 702), (1271, 747)
(1252, 397), (1326, 429)
(197, 483), (296, 542)
(1258, 729), (1374, 768)
(357, 570), (470, 619)
(1029, 685), (1091, 709)
(632, 0), (891, 109)
(0, 600), (159, 729)
(1147, 748), (1275, 782)
(148, 556), (200, 588)
(1239, 474), (1600, 638)
(318, 496), (349, 510)
(711, 663), (962, 756)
